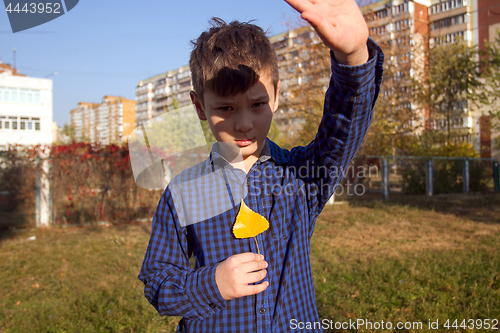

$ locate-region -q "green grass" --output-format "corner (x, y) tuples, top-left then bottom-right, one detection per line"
(1, 193), (499, 332)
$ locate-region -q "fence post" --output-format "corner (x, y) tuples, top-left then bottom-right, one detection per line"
(494, 161), (500, 192)
(426, 158), (433, 196)
(382, 157), (389, 200)
(463, 158), (470, 193)
(36, 156), (40, 227)
(36, 152), (51, 228)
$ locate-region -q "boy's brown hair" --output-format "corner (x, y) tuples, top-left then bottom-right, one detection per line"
(189, 17), (279, 103)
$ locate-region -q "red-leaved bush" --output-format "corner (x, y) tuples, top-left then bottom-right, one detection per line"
(0, 142), (162, 228)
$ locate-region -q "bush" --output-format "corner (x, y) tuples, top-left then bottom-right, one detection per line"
(400, 158), (492, 195)
(0, 143), (163, 228)
(432, 159), (464, 195)
(50, 142), (161, 225)
(0, 146), (42, 227)
(402, 165), (426, 195)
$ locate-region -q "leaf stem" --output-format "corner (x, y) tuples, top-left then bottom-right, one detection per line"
(254, 237), (260, 255)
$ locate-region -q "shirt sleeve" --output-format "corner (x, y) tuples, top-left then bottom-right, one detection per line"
(288, 38), (384, 222)
(138, 187), (227, 320)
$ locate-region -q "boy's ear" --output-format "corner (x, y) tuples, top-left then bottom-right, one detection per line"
(190, 91), (207, 121)
(272, 80), (280, 113)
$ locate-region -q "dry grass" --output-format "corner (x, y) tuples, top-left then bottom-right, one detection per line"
(1, 193), (499, 332)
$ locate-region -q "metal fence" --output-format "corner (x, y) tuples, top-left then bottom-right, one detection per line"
(333, 155), (499, 201)
(1, 149), (499, 228)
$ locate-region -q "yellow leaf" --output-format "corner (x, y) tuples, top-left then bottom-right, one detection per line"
(233, 199), (269, 239)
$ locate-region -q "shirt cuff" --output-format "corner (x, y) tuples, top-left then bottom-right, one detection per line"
(184, 263), (226, 318)
(330, 38), (384, 95)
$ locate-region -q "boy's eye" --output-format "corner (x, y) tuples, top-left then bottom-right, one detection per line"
(252, 102), (266, 108)
(218, 106), (233, 111)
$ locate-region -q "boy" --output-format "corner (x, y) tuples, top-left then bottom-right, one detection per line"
(139, 0), (384, 331)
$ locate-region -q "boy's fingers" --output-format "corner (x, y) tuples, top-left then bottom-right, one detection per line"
(232, 252), (264, 264)
(243, 269), (268, 284)
(241, 259), (268, 273)
(284, 0), (313, 14)
(242, 281), (269, 296)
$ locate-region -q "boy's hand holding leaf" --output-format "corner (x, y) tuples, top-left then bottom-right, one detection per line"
(215, 200), (270, 300)
(215, 252), (269, 300)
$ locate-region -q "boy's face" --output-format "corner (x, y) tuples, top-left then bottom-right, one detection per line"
(191, 72), (280, 170)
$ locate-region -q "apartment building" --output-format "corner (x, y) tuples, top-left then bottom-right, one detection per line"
(0, 60), (53, 150)
(362, 0), (500, 156)
(70, 95), (135, 144)
(429, 0), (500, 158)
(135, 65), (192, 125)
(269, 26), (331, 136)
(134, 3), (500, 156)
(476, 0), (500, 159)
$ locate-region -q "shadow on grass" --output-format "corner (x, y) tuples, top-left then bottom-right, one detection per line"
(79, 221), (153, 237)
(348, 192), (500, 225)
(0, 208), (34, 243)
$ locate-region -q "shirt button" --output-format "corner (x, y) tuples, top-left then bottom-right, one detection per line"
(259, 307), (266, 314)
(209, 303), (217, 309)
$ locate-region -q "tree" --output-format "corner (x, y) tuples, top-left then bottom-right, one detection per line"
(55, 123), (90, 144)
(413, 40), (488, 147)
(358, 36), (422, 156)
(275, 26), (332, 149)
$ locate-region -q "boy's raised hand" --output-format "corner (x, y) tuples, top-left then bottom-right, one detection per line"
(215, 252), (269, 300)
(284, 0), (369, 66)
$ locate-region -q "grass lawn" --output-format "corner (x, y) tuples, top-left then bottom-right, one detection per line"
(1, 193), (499, 332)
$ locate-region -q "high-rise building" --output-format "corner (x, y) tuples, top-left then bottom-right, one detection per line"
(362, 0), (500, 156)
(476, 0), (500, 159)
(0, 60), (53, 150)
(70, 95), (135, 144)
(269, 26), (331, 137)
(135, 6), (500, 157)
(135, 65), (192, 125)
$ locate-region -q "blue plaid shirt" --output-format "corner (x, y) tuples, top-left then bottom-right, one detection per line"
(139, 39), (384, 333)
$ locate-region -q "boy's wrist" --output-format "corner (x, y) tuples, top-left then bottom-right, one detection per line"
(333, 44), (369, 67)
(330, 39), (384, 94)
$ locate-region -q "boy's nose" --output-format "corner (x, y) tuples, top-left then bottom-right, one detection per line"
(234, 110), (253, 133)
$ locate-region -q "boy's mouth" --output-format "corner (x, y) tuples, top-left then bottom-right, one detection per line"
(235, 139), (254, 147)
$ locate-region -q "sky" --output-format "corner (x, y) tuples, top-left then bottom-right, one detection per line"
(0, 0), (300, 127)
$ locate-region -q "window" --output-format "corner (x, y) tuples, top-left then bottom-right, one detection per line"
(11, 89), (17, 102)
(375, 9), (388, 19)
(27, 121), (32, 130)
(430, 0), (465, 14)
(12, 121), (17, 130)
(20, 122), (25, 130)
(35, 122), (40, 131)
(431, 14), (467, 31)
(0, 121), (2, 129)
(393, 4), (406, 15)
(5, 121), (9, 129)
